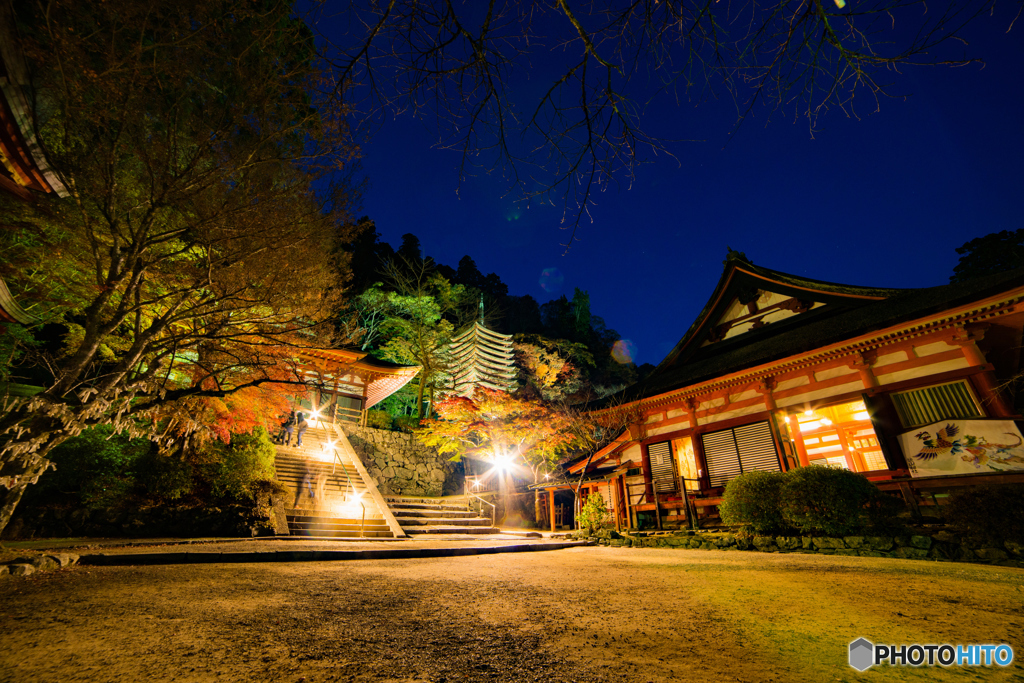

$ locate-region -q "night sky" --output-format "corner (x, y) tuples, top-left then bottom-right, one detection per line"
(351, 8), (1023, 368)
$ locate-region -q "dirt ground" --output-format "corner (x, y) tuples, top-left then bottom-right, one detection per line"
(2, 546), (1023, 683)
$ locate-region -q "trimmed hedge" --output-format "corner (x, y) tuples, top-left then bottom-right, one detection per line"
(719, 465), (903, 537)
(719, 470), (789, 535)
(780, 465), (878, 536)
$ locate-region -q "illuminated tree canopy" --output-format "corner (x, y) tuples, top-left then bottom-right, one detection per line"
(0, 0), (360, 533)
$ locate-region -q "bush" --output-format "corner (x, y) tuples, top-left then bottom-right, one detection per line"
(195, 427), (277, 501)
(394, 416), (421, 433)
(365, 410), (393, 430)
(577, 492), (610, 535)
(135, 450), (194, 501)
(780, 465), (877, 536)
(945, 484), (1024, 546)
(29, 426), (153, 509)
(719, 470), (789, 534)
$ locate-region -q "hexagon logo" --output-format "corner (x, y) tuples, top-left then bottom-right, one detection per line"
(849, 638), (874, 671)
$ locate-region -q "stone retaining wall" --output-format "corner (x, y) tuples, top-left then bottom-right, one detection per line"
(1, 501), (276, 540)
(582, 529), (1024, 567)
(341, 424), (462, 498)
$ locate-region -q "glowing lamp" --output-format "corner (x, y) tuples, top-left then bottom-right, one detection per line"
(493, 453), (514, 474)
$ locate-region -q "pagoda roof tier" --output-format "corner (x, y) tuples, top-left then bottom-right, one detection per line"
(447, 322), (516, 397)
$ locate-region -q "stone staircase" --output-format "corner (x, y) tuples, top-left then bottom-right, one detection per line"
(274, 423), (404, 539)
(386, 496), (500, 535)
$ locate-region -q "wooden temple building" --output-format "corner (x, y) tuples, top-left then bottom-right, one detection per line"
(535, 252), (1024, 532)
(447, 298), (516, 397)
(291, 348), (420, 426)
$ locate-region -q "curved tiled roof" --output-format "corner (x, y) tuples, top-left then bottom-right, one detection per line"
(292, 347), (420, 409)
(598, 255), (1024, 409)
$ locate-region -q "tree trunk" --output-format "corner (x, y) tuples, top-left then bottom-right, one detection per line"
(0, 457), (52, 538)
(416, 379), (426, 419)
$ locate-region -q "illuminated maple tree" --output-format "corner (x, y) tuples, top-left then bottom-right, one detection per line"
(417, 388), (593, 484)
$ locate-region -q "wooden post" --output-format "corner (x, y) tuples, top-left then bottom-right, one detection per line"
(623, 477), (634, 530)
(898, 481), (922, 521)
(613, 479), (621, 532)
(834, 425), (859, 472)
(548, 489), (556, 533)
(653, 488), (662, 530)
(788, 414), (811, 467)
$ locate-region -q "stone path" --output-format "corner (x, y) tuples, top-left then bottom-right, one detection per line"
(2, 532), (579, 571)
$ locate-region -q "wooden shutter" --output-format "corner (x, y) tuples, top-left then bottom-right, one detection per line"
(701, 420), (781, 488)
(891, 380), (982, 428)
(734, 421), (780, 473)
(701, 429), (742, 488)
(647, 441), (677, 493)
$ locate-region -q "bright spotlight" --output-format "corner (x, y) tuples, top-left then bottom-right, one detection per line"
(493, 453), (514, 474)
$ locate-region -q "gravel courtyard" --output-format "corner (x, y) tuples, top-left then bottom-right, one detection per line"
(2, 546), (1022, 683)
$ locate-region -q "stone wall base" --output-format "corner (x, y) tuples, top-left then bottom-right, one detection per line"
(341, 424), (463, 498)
(579, 529), (1024, 567)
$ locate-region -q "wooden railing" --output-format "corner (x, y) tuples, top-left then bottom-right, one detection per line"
(873, 471), (1024, 518)
(465, 474), (498, 494)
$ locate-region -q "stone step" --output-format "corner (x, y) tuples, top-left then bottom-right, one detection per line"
(287, 526), (393, 539)
(287, 529), (394, 539)
(288, 520), (391, 532)
(389, 508), (479, 519)
(403, 526), (501, 535)
(276, 472), (363, 485)
(384, 501), (469, 512)
(286, 512), (386, 523)
(277, 481), (368, 495)
(394, 516), (493, 527)
(286, 512), (392, 538)
(275, 456), (356, 465)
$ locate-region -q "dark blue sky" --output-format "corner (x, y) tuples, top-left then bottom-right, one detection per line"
(352, 9), (1023, 367)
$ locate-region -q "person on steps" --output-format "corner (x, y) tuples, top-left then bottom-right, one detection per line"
(295, 412), (309, 448)
(277, 410), (296, 446)
(294, 462), (314, 508)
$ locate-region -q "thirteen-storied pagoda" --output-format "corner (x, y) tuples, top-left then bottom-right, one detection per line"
(447, 297), (516, 397)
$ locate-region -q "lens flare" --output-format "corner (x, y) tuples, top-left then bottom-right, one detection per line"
(538, 267), (564, 293)
(611, 339), (636, 364)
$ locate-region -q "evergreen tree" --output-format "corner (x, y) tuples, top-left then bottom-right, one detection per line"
(951, 229), (1024, 283)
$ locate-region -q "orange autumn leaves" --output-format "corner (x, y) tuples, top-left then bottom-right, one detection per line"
(417, 388), (592, 472)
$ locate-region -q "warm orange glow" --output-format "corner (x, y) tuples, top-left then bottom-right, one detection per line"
(787, 399), (885, 471)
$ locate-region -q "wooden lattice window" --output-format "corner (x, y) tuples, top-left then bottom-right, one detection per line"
(700, 421), (780, 488)
(890, 380), (983, 429)
(647, 441), (677, 493)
